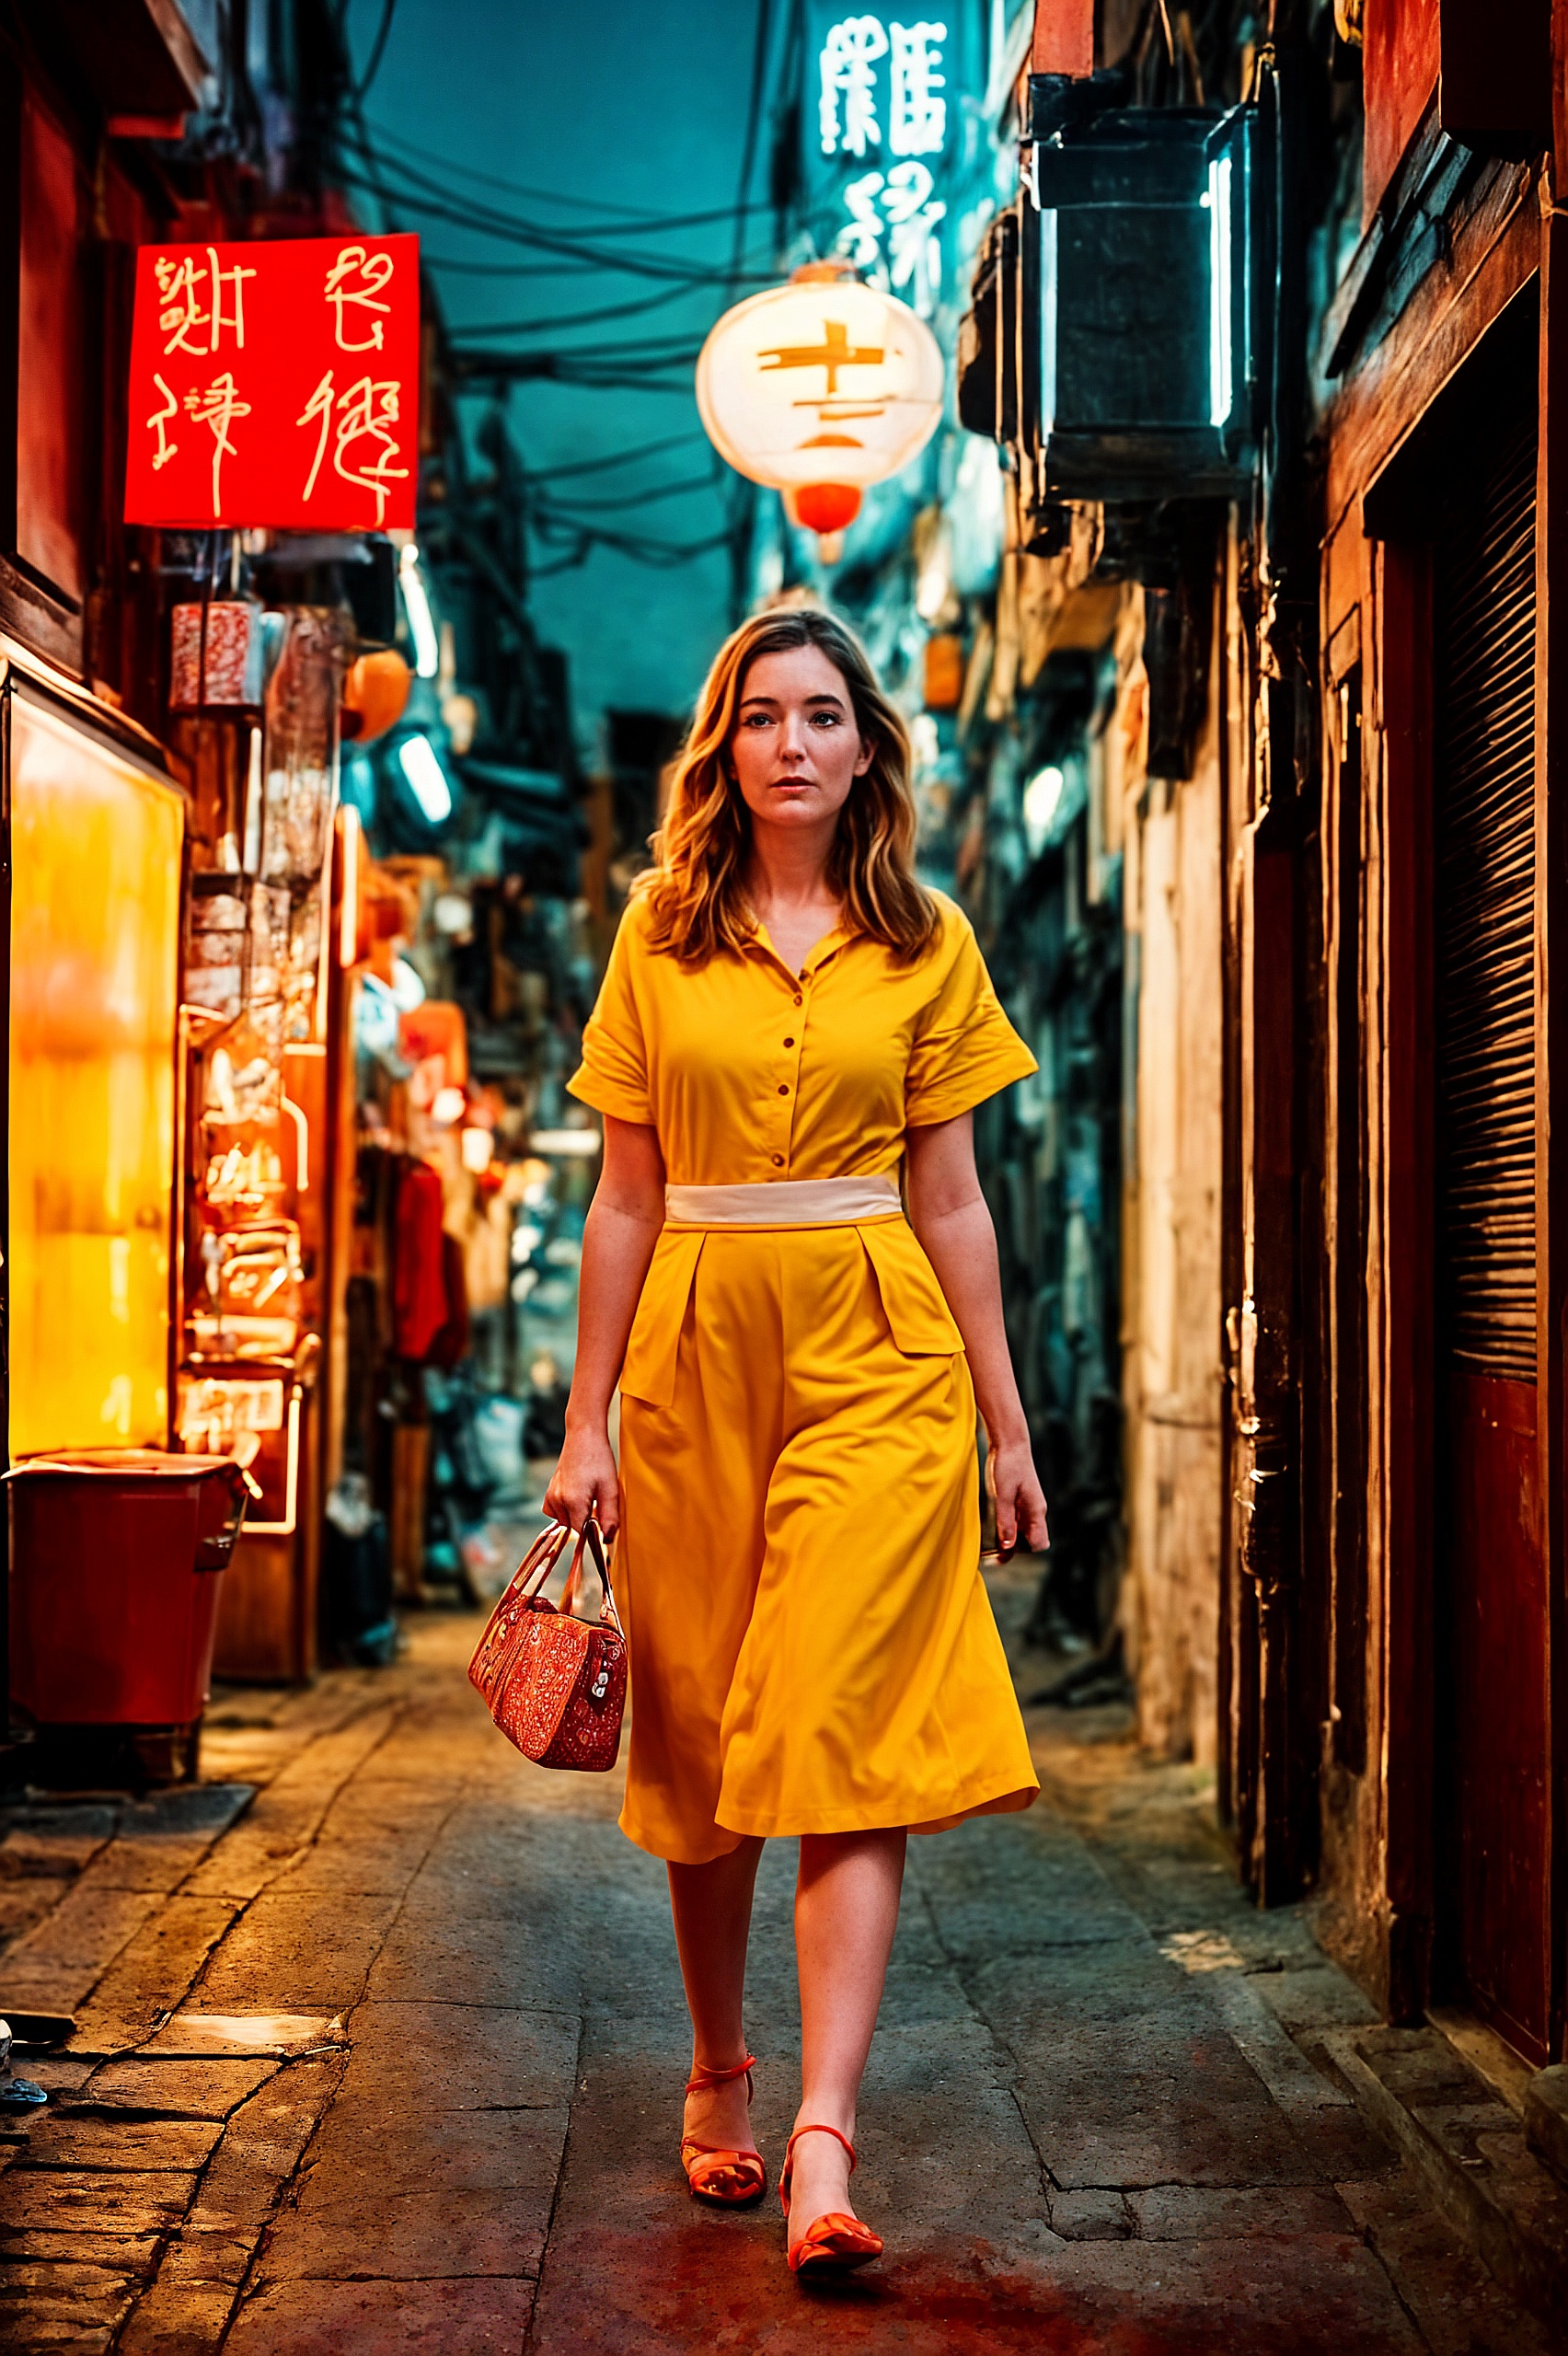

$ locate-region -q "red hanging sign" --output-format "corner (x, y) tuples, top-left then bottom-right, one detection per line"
(124, 233), (421, 531)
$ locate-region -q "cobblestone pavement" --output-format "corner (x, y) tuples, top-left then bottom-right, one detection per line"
(0, 1597), (1554, 2354)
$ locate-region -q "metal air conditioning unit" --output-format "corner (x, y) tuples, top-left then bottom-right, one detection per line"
(1027, 98), (1258, 500)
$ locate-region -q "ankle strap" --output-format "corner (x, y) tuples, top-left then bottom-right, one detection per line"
(784, 2122), (857, 2174)
(686, 2051), (757, 2096)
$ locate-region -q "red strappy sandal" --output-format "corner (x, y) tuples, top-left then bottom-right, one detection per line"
(680, 2053), (767, 2206)
(779, 2123), (883, 2274)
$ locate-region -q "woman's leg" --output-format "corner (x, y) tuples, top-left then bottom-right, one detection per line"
(788, 1827), (906, 2242)
(668, 1837), (766, 2157)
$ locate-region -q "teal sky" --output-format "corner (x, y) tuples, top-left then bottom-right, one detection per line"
(343, 0), (763, 758)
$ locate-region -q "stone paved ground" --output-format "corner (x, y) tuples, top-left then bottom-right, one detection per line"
(0, 1596), (1556, 2354)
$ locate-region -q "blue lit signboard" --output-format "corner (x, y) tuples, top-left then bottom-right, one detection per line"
(1025, 105), (1257, 499)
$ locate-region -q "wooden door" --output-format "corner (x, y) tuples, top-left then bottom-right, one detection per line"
(1432, 410), (1551, 2061)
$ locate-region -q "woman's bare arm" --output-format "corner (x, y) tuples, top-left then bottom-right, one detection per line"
(905, 1112), (1049, 1556)
(542, 1114), (665, 1535)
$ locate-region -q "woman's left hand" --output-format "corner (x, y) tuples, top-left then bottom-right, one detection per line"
(986, 1434), (1050, 1557)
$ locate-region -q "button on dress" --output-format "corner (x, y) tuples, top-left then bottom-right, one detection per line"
(568, 890), (1042, 1864)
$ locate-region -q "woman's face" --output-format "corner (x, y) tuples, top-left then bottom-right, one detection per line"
(729, 644), (873, 838)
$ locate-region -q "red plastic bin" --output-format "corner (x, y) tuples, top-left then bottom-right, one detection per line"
(6, 1450), (249, 1729)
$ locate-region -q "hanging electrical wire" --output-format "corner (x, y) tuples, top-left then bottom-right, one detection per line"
(726, 0), (774, 297)
(522, 432), (707, 481)
(361, 116), (775, 227)
(352, 0), (398, 97)
(440, 283), (707, 338)
(448, 336), (705, 375)
(332, 125), (783, 284)
(529, 524), (735, 577)
(420, 256), (634, 277)
(324, 18), (784, 581)
(718, 0), (780, 617)
(533, 470), (721, 515)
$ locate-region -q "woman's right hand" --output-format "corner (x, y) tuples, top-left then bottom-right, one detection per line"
(542, 1422), (622, 1539)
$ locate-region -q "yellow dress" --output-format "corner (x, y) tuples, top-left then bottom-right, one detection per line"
(567, 890), (1041, 1864)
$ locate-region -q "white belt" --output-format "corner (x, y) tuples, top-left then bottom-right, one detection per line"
(663, 1174), (901, 1227)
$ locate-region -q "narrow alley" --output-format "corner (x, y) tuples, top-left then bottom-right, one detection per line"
(0, 1596), (1554, 2354)
(4, 5), (1568, 2350)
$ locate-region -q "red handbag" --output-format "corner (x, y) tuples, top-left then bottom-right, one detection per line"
(467, 1517), (627, 1772)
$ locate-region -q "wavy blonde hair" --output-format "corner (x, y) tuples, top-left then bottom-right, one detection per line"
(638, 606), (939, 965)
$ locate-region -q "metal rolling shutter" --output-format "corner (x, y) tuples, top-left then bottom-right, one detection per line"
(1434, 418), (1539, 1380)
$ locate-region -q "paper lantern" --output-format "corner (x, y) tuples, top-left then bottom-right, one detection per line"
(697, 263), (943, 556)
(923, 632), (964, 711)
(341, 649), (411, 745)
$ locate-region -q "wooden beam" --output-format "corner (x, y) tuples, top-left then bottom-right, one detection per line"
(1375, 537), (1437, 2022)
(1538, 203), (1568, 2063)
(1032, 0), (1094, 78)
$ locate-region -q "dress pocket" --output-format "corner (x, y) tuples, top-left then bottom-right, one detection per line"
(858, 1218), (964, 1356)
(620, 1229), (706, 1407)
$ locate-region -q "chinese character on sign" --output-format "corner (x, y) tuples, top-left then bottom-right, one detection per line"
(888, 21), (947, 156)
(818, 17), (947, 158)
(883, 160), (946, 311)
(183, 373), (252, 516)
(297, 371), (409, 526)
(125, 234), (419, 529)
(324, 245), (396, 352)
(155, 248), (257, 357)
(819, 17), (889, 156)
(839, 172), (887, 270)
(834, 161), (946, 317)
(146, 375), (179, 471)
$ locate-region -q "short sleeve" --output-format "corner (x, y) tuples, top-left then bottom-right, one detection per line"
(567, 908), (655, 1126)
(905, 907), (1037, 1126)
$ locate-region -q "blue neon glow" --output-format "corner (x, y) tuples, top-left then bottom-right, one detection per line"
(1207, 156), (1233, 429)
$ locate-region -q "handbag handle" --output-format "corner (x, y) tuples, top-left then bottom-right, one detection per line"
(558, 1516), (625, 1642)
(510, 1520), (574, 1602)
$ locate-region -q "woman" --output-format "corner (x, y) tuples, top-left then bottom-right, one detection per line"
(545, 605), (1048, 2278)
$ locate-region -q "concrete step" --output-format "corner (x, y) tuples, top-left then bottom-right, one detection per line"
(1324, 2023), (1568, 2334)
(1524, 2065), (1568, 2192)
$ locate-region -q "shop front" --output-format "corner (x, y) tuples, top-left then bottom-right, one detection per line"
(3, 652), (247, 1778)
(173, 601), (353, 1683)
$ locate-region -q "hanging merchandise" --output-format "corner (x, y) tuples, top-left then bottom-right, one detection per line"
(262, 607), (349, 1042)
(264, 610), (343, 884)
(394, 1157), (449, 1363)
(341, 648), (412, 745)
(695, 260), (943, 557)
(185, 881), (248, 1021)
(247, 879), (290, 1006)
(169, 600), (266, 709)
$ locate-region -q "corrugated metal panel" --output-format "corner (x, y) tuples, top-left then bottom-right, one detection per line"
(1434, 420), (1538, 1381)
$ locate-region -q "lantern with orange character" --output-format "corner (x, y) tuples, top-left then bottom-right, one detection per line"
(696, 261), (944, 563)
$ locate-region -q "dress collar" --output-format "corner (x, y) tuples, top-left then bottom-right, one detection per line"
(744, 917), (855, 984)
